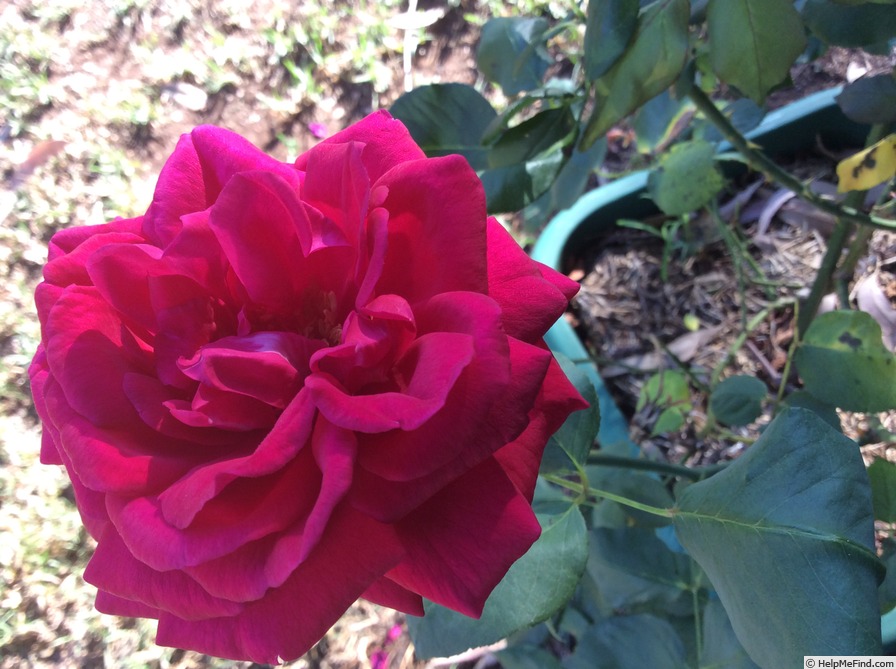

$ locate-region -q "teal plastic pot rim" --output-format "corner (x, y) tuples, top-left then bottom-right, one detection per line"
(531, 85), (854, 450)
(530, 86), (896, 647)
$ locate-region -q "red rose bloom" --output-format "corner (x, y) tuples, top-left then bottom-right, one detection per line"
(29, 112), (586, 663)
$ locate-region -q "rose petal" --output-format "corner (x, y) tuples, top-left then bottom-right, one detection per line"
(493, 355), (588, 500)
(142, 132), (206, 246)
(299, 416), (357, 561)
(208, 171), (310, 310)
(179, 332), (319, 408)
(108, 453), (316, 570)
(362, 576), (424, 616)
(350, 336), (553, 520)
(46, 216), (144, 262)
(183, 533), (283, 602)
(311, 294), (416, 391)
(44, 226), (146, 287)
(29, 349), (63, 465)
(300, 140), (369, 251)
(145, 126), (301, 250)
(85, 527), (244, 620)
(486, 218), (580, 341)
(87, 243), (165, 334)
(388, 457), (541, 617)
(156, 391), (317, 530)
(307, 331), (473, 433)
(295, 110), (424, 184)
(45, 286), (150, 427)
(43, 375), (196, 495)
(155, 504), (405, 664)
(353, 292), (510, 481)
(41, 417), (112, 539)
(190, 126), (298, 205)
(123, 373), (250, 446)
(95, 590), (162, 619)
(166, 387), (282, 431)
(374, 155), (488, 303)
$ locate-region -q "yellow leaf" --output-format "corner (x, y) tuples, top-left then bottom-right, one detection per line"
(836, 133), (896, 193)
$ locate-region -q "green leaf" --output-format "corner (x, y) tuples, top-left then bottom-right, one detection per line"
(564, 615), (687, 669)
(698, 97), (767, 144)
(631, 90), (690, 153)
(582, 0), (690, 147)
(837, 74), (896, 124)
(587, 527), (694, 611)
(802, 0), (896, 50)
(479, 150), (564, 213)
(406, 506), (588, 659)
(647, 140), (724, 216)
(542, 354), (601, 472)
(589, 468), (675, 528)
(795, 309), (896, 412)
(673, 408), (884, 667)
(496, 646), (564, 669)
(390, 84), (496, 169)
(521, 137), (607, 229)
(584, 0), (640, 81)
(701, 599), (761, 669)
(782, 390), (841, 431)
(477, 17), (551, 95)
(488, 107), (577, 168)
(709, 375), (766, 426)
(878, 538), (896, 614)
(868, 458), (896, 522)
(706, 0), (806, 103)
(638, 370), (690, 434)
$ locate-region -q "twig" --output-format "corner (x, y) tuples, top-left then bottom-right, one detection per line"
(687, 84), (896, 232)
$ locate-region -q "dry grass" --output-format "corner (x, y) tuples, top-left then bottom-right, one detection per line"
(0, 0), (497, 666)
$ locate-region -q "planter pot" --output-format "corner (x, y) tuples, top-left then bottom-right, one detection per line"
(529, 86), (896, 647)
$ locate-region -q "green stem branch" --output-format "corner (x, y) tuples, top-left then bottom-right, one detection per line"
(541, 474), (674, 518)
(586, 452), (726, 481)
(686, 84), (896, 231)
(797, 123), (888, 332)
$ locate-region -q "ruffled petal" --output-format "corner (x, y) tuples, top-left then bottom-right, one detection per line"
(299, 140), (369, 251)
(300, 416), (357, 560)
(95, 590), (162, 619)
(85, 527), (244, 620)
(207, 170), (308, 310)
(155, 504), (405, 664)
(350, 336), (552, 521)
(142, 132), (206, 246)
(179, 332), (319, 408)
(353, 292), (510, 482)
(156, 391), (316, 530)
(44, 225), (146, 287)
(362, 576), (424, 616)
(388, 457), (541, 617)
(44, 286), (150, 427)
(486, 218), (579, 341)
(374, 155), (488, 303)
(295, 110), (424, 184)
(493, 354), (588, 500)
(107, 452), (317, 571)
(190, 126), (298, 205)
(308, 331), (473, 433)
(43, 375), (197, 495)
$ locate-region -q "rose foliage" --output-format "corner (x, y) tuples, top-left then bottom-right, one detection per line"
(28, 112), (586, 662)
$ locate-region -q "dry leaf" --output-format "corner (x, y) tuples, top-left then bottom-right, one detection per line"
(837, 133), (896, 193)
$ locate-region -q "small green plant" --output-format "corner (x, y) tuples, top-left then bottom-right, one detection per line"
(393, 1), (896, 666)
